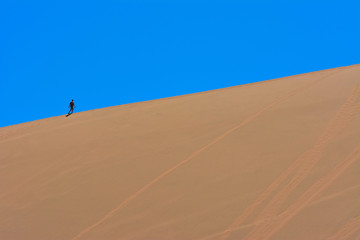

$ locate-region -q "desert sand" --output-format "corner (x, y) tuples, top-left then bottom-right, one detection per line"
(1, 64), (360, 240)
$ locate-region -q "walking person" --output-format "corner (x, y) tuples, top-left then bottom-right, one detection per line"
(67, 99), (75, 116)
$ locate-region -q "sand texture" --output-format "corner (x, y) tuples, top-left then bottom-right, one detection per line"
(1, 64), (360, 240)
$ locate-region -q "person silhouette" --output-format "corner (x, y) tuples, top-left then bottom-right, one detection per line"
(67, 99), (75, 115)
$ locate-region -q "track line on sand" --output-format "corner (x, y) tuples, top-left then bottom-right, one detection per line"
(310, 184), (360, 206)
(196, 184), (360, 240)
(70, 70), (337, 240)
(240, 83), (360, 240)
(218, 73), (358, 240)
(326, 215), (360, 240)
(209, 143), (360, 240)
(247, 143), (360, 240)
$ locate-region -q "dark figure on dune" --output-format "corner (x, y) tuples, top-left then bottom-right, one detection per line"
(68, 99), (75, 115)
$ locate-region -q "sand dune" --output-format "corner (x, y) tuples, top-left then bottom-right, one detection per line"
(1, 64), (359, 240)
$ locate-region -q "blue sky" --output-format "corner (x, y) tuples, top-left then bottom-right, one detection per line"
(1, 0), (359, 127)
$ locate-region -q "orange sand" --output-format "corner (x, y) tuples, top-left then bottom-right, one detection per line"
(1, 64), (359, 240)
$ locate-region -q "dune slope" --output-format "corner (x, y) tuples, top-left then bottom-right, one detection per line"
(1, 64), (360, 240)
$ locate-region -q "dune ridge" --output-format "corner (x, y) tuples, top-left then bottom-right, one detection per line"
(1, 64), (360, 240)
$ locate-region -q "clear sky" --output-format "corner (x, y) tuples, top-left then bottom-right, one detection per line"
(1, 0), (359, 127)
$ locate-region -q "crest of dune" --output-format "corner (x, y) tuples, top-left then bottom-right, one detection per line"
(1, 64), (359, 240)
